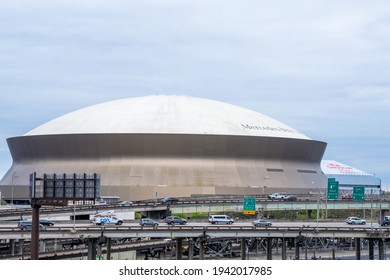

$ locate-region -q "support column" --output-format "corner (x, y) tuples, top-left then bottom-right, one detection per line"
(368, 239), (374, 260)
(96, 245), (102, 260)
(30, 204), (41, 260)
(294, 238), (300, 260)
(241, 238), (246, 260)
(176, 238), (183, 260)
(199, 242), (205, 260)
(378, 239), (385, 260)
(96, 245), (103, 260)
(355, 238), (361, 260)
(266, 237), (273, 260)
(88, 238), (97, 260)
(39, 240), (46, 253)
(18, 239), (24, 256)
(188, 239), (193, 260)
(54, 239), (58, 255)
(281, 238), (287, 260)
(106, 238), (112, 260)
(9, 239), (15, 256)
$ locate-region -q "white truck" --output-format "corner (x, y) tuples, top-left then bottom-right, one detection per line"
(93, 213), (123, 225)
(267, 193), (287, 200)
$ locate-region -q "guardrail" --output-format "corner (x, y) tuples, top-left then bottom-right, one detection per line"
(1, 198), (389, 221)
(1, 224), (390, 240)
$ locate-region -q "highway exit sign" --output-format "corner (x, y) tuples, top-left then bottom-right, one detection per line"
(243, 197), (256, 215)
(353, 186), (365, 201)
(327, 178), (339, 200)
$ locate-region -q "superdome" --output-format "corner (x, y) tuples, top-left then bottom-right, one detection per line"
(26, 95), (309, 139)
(1, 95), (328, 201)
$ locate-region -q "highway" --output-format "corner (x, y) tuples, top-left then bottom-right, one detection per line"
(0, 220), (385, 229)
(1, 220), (389, 242)
(0, 195), (389, 260)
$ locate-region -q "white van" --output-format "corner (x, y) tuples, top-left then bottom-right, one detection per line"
(208, 215), (234, 224)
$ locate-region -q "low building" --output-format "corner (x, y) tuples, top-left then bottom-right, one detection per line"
(321, 160), (381, 196)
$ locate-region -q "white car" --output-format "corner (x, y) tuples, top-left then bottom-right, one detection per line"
(267, 193), (286, 200)
(346, 217), (366, 225)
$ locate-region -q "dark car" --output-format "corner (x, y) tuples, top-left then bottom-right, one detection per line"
(283, 195), (298, 201)
(164, 216), (187, 225)
(161, 197), (179, 204)
(17, 220), (43, 230)
(341, 193), (352, 200)
(39, 219), (54, 226)
(381, 216), (390, 226)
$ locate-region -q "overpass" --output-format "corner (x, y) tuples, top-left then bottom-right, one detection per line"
(0, 198), (389, 221)
(0, 224), (389, 260)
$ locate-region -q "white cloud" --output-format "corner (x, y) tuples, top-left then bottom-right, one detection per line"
(0, 0), (390, 186)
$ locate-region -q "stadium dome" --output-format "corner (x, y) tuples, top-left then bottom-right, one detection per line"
(1, 95), (327, 201)
(26, 95), (310, 139)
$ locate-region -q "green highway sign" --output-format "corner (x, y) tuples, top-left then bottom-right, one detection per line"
(353, 186), (365, 201)
(327, 179), (339, 200)
(243, 197), (256, 215)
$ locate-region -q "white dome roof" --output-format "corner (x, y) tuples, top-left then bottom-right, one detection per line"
(25, 95), (310, 140)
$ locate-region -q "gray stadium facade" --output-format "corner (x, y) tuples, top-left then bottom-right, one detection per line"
(0, 96), (328, 202)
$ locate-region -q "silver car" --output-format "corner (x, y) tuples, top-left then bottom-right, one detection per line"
(164, 216), (187, 225)
(346, 217), (366, 225)
(252, 219), (272, 227)
(139, 218), (159, 227)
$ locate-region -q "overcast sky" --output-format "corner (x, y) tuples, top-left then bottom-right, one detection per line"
(0, 0), (389, 189)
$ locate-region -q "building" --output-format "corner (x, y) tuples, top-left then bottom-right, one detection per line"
(321, 160), (381, 195)
(0, 95), (328, 202)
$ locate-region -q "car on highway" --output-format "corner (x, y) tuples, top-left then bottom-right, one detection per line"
(381, 216), (390, 226)
(267, 193), (286, 200)
(252, 219), (272, 227)
(117, 200), (133, 206)
(17, 220), (43, 230)
(39, 219), (54, 226)
(164, 216), (187, 225)
(208, 215), (234, 224)
(139, 218), (159, 227)
(283, 195), (298, 201)
(346, 217), (366, 225)
(94, 200), (107, 205)
(160, 197), (179, 204)
(341, 193), (352, 200)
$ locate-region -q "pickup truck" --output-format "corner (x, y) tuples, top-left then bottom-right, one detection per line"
(267, 193), (286, 200)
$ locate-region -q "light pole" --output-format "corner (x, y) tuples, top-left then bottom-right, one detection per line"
(73, 203), (76, 230)
(261, 176), (270, 196)
(379, 181), (382, 227)
(11, 172), (18, 207)
(313, 181), (319, 230)
(370, 189), (373, 230)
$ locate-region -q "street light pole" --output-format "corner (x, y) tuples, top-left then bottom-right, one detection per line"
(379, 181), (382, 227)
(11, 172), (18, 207)
(313, 182), (319, 230)
(370, 189), (373, 230)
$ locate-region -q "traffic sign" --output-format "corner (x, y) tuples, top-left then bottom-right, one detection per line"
(243, 197), (256, 215)
(327, 179), (339, 200)
(353, 186), (365, 201)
